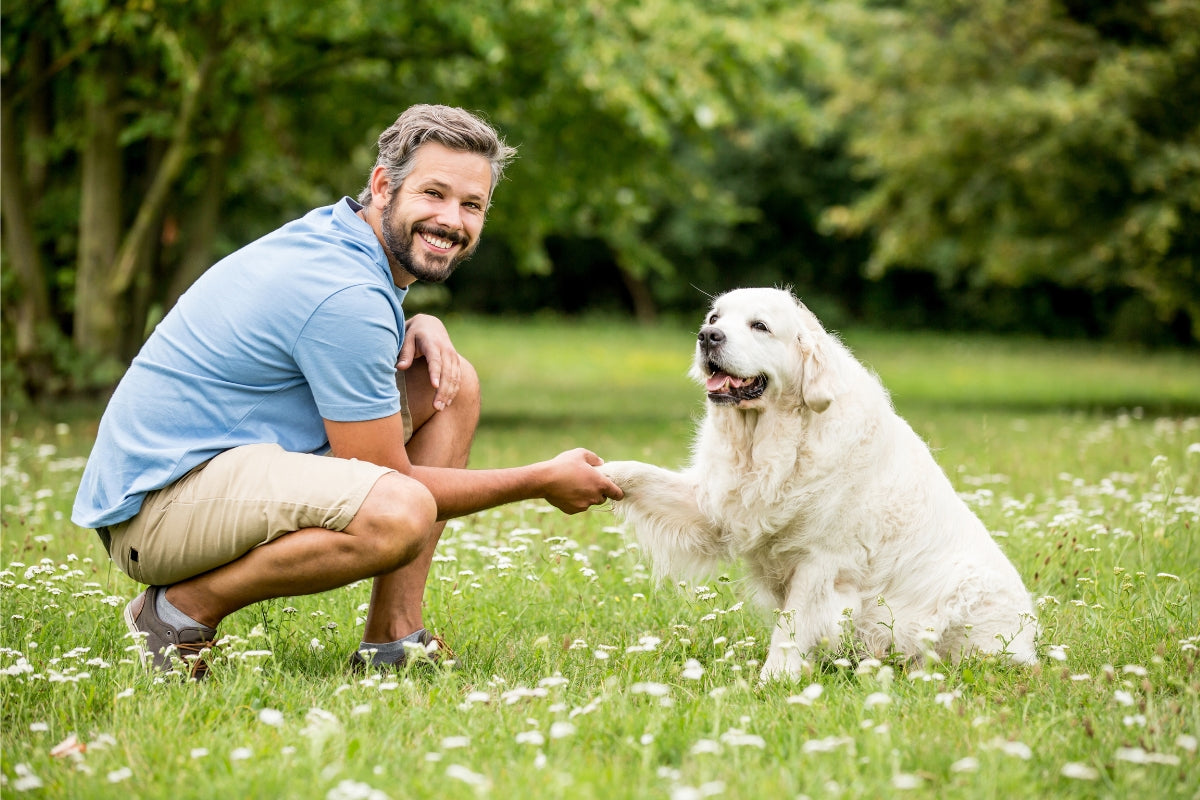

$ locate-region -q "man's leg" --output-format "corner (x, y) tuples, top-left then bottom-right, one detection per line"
(165, 473), (437, 629)
(360, 356), (480, 644)
(114, 444), (437, 633)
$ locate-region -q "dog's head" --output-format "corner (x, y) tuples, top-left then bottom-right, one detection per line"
(690, 288), (842, 412)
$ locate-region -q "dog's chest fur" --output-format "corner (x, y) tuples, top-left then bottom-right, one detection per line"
(694, 407), (820, 549)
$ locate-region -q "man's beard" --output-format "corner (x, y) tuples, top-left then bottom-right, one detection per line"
(380, 197), (476, 284)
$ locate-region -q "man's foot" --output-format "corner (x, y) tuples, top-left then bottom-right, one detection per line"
(348, 629), (456, 672)
(123, 586), (218, 680)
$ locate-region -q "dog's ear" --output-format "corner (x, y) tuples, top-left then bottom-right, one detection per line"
(798, 334), (838, 412)
(790, 297), (842, 412)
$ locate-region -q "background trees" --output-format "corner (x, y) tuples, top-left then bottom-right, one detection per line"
(3, 0), (1196, 398)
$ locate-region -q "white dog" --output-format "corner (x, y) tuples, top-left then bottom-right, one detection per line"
(601, 288), (1038, 680)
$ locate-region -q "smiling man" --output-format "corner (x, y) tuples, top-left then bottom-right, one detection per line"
(72, 105), (622, 679)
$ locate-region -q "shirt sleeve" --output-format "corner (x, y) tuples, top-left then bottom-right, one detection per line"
(293, 284), (402, 422)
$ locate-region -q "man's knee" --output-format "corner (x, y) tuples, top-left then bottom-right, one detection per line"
(349, 473), (437, 567)
(455, 357), (481, 424)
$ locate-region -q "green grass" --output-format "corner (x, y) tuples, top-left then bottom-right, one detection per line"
(3, 317), (1199, 798)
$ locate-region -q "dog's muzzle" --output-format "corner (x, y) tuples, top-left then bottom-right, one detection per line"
(697, 325), (767, 404)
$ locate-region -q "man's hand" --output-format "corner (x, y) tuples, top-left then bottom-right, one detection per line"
(398, 314), (461, 411)
(539, 449), (625, 514)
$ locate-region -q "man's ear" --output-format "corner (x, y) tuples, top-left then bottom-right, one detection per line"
(368, 166), (393, 211)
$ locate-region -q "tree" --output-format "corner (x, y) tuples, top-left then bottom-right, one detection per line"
(2, 0), (827, 396)
(817, 0), (1200, 338)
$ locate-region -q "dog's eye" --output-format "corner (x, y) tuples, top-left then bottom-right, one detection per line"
(708, 313), (719, 325)
(751, 321), (770, 333)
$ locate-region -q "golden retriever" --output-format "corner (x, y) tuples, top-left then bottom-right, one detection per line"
(601, 288), (1038, 680)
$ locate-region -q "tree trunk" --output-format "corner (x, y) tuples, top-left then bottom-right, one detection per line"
(74, 60), (124, 358)
(166, 130), (235, 308)
(107, 51), (216, 297)
(617, 265), (659, 325)
(0, 96), (55, 392)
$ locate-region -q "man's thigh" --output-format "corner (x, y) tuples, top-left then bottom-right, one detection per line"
(108, 443), (393, 586)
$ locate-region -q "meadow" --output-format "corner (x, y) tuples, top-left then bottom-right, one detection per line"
(2, 316), (1199, 799)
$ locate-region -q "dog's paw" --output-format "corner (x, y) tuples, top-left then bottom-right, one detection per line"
(759, 643), (812, 683)
(597, 460), (654, 494)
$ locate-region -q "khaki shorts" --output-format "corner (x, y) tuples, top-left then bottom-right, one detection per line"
(103, 379), (414, 585)
(105, 443), (395, 586)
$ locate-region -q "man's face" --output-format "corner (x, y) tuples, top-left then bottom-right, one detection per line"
(380, 141), (492, 285)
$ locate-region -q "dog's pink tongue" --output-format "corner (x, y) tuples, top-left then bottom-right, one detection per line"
(706, 373), (730, 392)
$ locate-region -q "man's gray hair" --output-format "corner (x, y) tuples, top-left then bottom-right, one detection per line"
(356, 104), (517, 207)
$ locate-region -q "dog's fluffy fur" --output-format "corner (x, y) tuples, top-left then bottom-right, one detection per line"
(601, 288), (1038, 680)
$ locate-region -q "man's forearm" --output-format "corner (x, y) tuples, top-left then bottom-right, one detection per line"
(410, 463), (550, 521)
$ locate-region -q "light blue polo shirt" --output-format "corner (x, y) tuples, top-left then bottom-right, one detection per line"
(71, 198), (407, 529)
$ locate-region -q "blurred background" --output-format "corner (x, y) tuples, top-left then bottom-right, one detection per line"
(3, 0), (1197, 401)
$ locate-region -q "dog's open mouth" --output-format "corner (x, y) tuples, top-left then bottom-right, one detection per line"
(705, 366), (767, 404)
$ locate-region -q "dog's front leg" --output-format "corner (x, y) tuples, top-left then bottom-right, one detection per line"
(760, 565), (862, 682)
(600, 460), (723, 580)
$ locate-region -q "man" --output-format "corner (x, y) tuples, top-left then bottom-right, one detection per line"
(72, 104), (623, 679)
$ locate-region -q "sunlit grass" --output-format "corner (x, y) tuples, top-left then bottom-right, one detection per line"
(2, 318), (1198, 798)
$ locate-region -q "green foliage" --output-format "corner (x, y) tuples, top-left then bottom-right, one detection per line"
(2, 0), (1197, 399)
(818, 0), (1200, 336)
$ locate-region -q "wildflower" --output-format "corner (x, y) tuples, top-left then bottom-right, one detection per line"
(935, 691), (959, 709)
(1177, 735), (1198, 753)
(1113, 690), (1135, 707)
(549, 722), (575, 739)
(996, 741), (1032, 760)
(691, 739), (721, 755)
(1115, 747), (1181, 766)
(106, 767), (133, 783)
(626, 635), (662, 653)
(258, 708), (285, 727)
(1061, 763), (1099, 780)
(892, 773), (922, 789)
(720, 730), (765, 749)
(516, 731), (545, 746)
(327, 779), (389, 800)
(445, 764), (490, 790)
(864, 692), (891, 709)
(802, 736), (853, 754)
(786, 684), (824, 706)
(10, 763), (43, 791)
(501, 686), (548, 705)
(949, 757), (978, 773)
(190, 748), (209, 759)
(631, 682), (671, 697)
(681, 659), (705, 680)
(441, 736), (470, 750)
(230, 747), (253, 761)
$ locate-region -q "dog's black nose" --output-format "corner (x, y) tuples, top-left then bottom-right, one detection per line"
(698, 326), (725, 350)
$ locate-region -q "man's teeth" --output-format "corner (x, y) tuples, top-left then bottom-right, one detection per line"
(422, 233), (455, 249)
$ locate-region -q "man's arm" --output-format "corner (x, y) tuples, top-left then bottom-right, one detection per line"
(325, 413), (623, 519)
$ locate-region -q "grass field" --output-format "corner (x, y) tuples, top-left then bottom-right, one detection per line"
(3, 317), (1199, 798)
